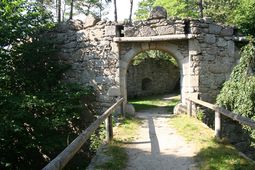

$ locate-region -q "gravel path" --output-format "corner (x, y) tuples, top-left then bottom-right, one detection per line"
(124, 107), (198, 170)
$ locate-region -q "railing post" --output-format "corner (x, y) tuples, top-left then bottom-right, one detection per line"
(215, 109), (221, 139)
(187, 99), (192, 117)
(105, 114), (113, 142)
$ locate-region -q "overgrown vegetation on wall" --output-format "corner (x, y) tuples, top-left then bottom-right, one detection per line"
(0, 1), (95, 169)
(216, 39), (255, 155)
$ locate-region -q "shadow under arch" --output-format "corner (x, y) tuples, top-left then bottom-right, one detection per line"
(119, 41), (187, 110)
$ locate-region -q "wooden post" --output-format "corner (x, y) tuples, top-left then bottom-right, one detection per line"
(105, 114), (113, 142)
(187, 100), (192, 117)
(215, 110), (221, 139)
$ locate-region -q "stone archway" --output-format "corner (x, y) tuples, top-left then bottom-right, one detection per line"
(54, 6), (241, 113)
(118, 41), (190, 110)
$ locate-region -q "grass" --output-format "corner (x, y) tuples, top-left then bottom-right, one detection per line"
(169, 115), (255, 170)
(129, 94), (180, 112)
(94, 116), (142, 170)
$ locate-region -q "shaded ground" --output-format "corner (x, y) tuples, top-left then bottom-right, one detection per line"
(124, 107), (198, 170)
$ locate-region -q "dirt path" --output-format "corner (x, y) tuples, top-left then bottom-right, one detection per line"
(124, 107), (198, 170)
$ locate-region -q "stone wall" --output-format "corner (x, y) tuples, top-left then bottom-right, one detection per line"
(51, 16), (120, 112)
(50, 6), (242, 113)
(127, 58), (179, 98)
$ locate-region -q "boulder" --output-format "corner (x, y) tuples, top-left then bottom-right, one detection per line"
(149, 6), (167, 19)
(125, 104), (136, 116)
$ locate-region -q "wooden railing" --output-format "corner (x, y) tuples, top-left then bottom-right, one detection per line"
(186, 97), (255, 139)
(43, 97), (124, 170)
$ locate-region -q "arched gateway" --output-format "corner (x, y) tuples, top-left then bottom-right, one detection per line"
(54, 7), (243, 113)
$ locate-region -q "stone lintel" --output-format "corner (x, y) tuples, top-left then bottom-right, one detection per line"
(113, 34), (196, 42)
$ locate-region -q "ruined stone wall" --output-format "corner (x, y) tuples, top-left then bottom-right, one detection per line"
(189, 18), (240, 102)
(127, 59), (179, 98)
(50, 7), (241, 113)
(52, 17), (120, 112)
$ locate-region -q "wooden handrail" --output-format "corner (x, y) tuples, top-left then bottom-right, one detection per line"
(186, 97), (255, 138)
(43, 97), (124, 170)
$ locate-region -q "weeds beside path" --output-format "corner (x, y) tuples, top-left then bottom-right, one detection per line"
(170, 115), (255, 170)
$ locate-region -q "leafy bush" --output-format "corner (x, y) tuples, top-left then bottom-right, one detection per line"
(216, 39), (255, 151)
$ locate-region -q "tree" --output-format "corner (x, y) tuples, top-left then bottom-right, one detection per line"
(69, 0), (74, 19)
(228, 0), (255, 36)
(135, 0), (155, 20)
(113, 0), (117, 22)
(129, 0), (133, 23)
(203, 0), (239, 23)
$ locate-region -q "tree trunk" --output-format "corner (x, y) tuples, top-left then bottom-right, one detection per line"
(69, 0), (74, 20)
(198, 0), (203, 18)
(129, 0), (133, 23)
(113, 0), (117, 22)
(58, 0), (61, 22)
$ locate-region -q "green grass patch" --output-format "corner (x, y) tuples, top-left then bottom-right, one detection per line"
(93, 116), (142, 170)
(170, 115), (255, 170)
(129, 94), (180, 112)
(95, 143), (128, 170)
(113, 116), (143, 142)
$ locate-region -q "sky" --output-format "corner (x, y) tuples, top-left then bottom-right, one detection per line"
(106, 0), (141, 21)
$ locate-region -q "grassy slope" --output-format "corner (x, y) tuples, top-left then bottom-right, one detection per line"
(170, 115), (255, 170)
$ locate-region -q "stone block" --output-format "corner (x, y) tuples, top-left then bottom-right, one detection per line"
(217, 38), (227, 47)
(140, 26), (157, 36)
(220, 28), (234, 36)
(107, 86), (120, 97)
(125, 104), (136, 116)
(209, 24), (222, 34)
(207, 46), (218, 55)
(149, 6), (167, 19)
(83, 14), (100, 28)
(205, 34), (216, 44)
(105, 26), (116, 36)
(189, 39), (201, 55)
(227, 41), (235, 57)
(155, 25), (175, 35)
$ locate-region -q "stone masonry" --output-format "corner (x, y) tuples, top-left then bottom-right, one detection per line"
(51, 6), (242, 113)
(127, 58), (179, 98)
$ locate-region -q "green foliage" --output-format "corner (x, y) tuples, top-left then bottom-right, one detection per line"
(154, 0), (198, 18)
(135, 0), (155, 20)
(196, 108), (205, 121)
(228, 0), (255, 36)
(203, 0), (239, 23)
(132, 50), (178, 67)
(0, 0), (94, 169)
(217, 39), (255, 147)
(95, 144), (128, 170)
(89, 125), (106, 152)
